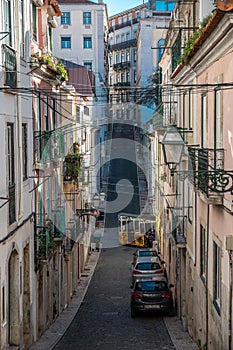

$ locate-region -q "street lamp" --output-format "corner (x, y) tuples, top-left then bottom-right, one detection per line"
(92, 192), (100, 208)
(99, 189), (106, 202)
(92, 190), (106, 208)
(160, 125), (185, 169)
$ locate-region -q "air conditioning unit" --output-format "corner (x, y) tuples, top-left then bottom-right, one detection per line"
(31, 0), (43, 7)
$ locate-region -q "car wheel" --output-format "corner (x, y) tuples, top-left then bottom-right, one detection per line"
(131, 306), (137, 318)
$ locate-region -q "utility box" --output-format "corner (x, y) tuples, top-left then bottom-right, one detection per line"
(226, 235), (233, 251)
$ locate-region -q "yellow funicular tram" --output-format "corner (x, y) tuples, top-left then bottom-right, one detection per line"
(118, 213), (155, 247)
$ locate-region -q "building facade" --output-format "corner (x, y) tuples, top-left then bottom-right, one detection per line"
(157, 1), (233, 349)
(0, 0), (36, 347)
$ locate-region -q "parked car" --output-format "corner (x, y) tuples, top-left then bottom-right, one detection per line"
(132, 256), (167, 284)
(130, 276), (174, 317)
(132, 248), (163, 266)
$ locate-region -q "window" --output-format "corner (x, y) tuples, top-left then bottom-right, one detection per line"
(116, 53), (120, 63)
(61, 36), (71, 49)
(123, 15), (127, 23)
(126, 32), (130, 41)
(126, 51), (130, 62)
(4, 0), (12, 45)
(116, 74), (120, 83)
(84, 106), (89, 115)
(188, 89), (193, 130)
(76, 106), (80, 123)
(134, 50), (137, 62)
(84, 61), (92, 71)
(44, 96), (49, 131)
(121, 34), (125, 42)
(109, 56), (113, 67)
(200, 224), (206, 281)
(201, 94), (207, 148)
(215, 88), (223, 149)
(109, 76), (112, 86)
(121, 73), (125, 83)
(19, 0), (24, 57)
(83, 12), (91, 25)
(152, 0), (176, 11)
(32, 4), (37, 42)
(121, 52), (125, 62)
(157, 39), (165, 63)
(126, 72), (130, 82)
(22, 124), (28, 180)
(213, 241), (221, 312)
(83, 36), (92, 49)
(128, 13), (132, 21)
(188, 183), (192, 224)
(118, 17), (122, 24)
(61, 12), (70, 25)
(134, 71), (136, 83)
(7, 123), (16, 225)
(51, 98), (56, 129)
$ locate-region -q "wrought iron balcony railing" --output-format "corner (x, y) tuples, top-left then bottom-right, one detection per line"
(3, 44), (17, 88)
(109, 39), (137, 51)
(113, 82), (130, 87)
(113, 61), (130, 70)
(109, 19), (139, 33)
(34, 130), (65, 166)
(36, 224), (56, 260)
(180, 147), (233, 196)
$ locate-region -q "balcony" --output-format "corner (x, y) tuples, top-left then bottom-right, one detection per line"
(113, 82), (131, 88)
(172, 31), (182, 73)
(109, 39), (137, 51)
(34, 130), (65, 168)
(109, 19), (138, 32)
(36, 224), (56, 261)
(63, 150), (83, 185)
(113, 61), (130, 71)
(184, 147), (233, 200)
(171, 215), (186, 248)
(3, 44), (17, 88)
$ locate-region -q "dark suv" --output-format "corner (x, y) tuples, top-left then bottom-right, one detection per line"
(130, 276), (174, 317)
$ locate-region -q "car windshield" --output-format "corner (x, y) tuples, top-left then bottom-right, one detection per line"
(135, 281), (168, 292)
(136, 262), (160, 271)
(139, 251), (158, 257)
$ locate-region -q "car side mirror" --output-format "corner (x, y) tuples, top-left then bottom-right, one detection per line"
(169, 284), (174, 288)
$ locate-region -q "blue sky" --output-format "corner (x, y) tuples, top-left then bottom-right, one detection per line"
(104, 0), (145, 16)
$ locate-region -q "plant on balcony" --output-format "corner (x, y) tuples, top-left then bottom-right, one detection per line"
(37, 223), (56, 260)
(56, 61), (68, 82)
(178, 13), (214, 64)
(63, 143), (82, 185)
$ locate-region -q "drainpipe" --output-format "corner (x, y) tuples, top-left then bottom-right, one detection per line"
(206, 203), (210, 349)
(229, 251), (232, 350)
